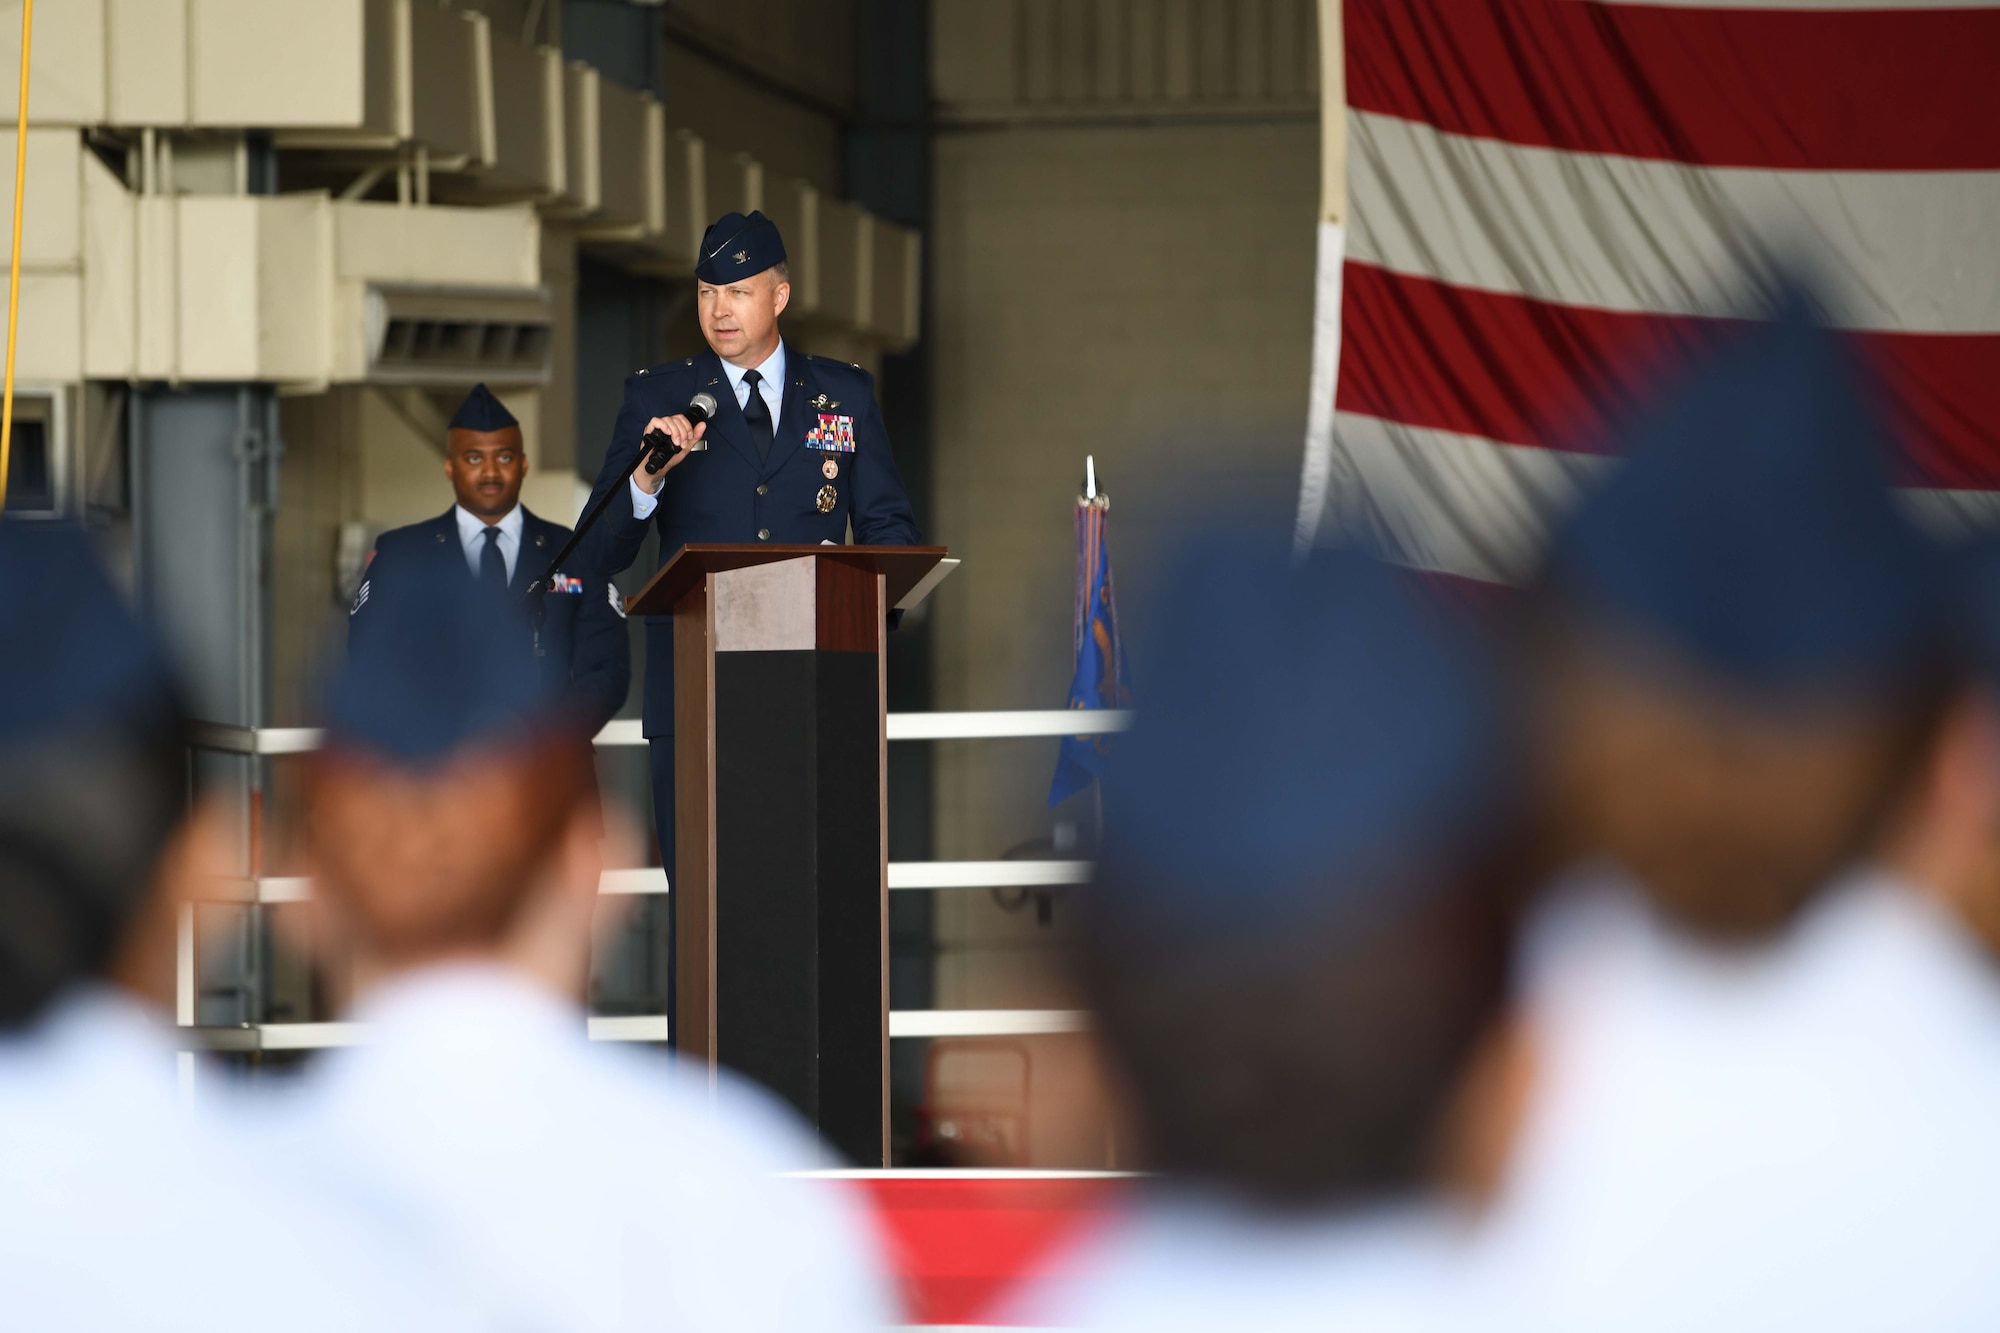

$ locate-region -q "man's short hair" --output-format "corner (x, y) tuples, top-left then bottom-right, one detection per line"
(1082, 857), (1517, 1207)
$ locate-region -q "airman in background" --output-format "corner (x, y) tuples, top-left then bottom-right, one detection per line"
(1008, 534), (1529, 1331)
(274, 556), (897, 1333)
(1476, 293), (2000, 1332)
(0, 519), (468, 1332)
(351, 382), (630, 736)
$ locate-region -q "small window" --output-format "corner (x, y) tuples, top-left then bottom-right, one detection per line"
(4, 419), (52, 514)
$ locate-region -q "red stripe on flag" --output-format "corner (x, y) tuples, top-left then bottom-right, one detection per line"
(1338, 262), (2000, 490)
(1346, 0), (2000, 170)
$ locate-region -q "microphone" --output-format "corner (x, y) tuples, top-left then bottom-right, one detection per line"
(642, 392), (720, 474)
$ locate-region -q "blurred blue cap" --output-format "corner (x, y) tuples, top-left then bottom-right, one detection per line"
(448, 383), (518, 434)
(0, 519), (181, 746)
(1547, 287), (1947, 695)
(1095, 538), (1509, 939)
(696, 210), (786, 285)
(326, 562), (549, 766)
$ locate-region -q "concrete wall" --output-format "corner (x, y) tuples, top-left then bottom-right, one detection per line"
(927, 129), (1319, 844)
(660, 45), (844, 196)
(921, 1), (1320, 1163)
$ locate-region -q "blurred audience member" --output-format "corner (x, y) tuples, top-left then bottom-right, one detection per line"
(0, 519), (465, 1331)
(1007, 538), (1528, 1331)
(1477, 296), (2000, 1331)
(271, 562), (896, 1332)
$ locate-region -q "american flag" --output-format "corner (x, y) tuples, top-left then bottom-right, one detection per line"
(1297, 0), (2000, 584)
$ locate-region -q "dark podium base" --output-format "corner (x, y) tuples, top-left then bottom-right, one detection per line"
(714, 649), (882, 1161)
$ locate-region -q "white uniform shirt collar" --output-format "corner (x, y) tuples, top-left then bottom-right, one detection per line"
(1005, 1189), (1466, 1329)
(721, 341), (786, 419)
(453, 503), (524, 582)
(342, 961), (583, 1064)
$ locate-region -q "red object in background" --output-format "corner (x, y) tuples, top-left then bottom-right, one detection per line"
(846, 1172), (1126, 1326)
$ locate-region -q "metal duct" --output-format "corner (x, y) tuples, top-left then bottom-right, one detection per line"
(362, 284), (554, 386)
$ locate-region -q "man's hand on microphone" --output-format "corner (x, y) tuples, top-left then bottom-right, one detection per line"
(631, 415), (705, 494)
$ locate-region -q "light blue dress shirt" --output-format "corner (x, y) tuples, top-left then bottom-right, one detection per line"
(454, 503), (523, 582)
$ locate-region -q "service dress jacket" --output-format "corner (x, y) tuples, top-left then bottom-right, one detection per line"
(581, 346), (921, 737)
(349, 506), (631, 734)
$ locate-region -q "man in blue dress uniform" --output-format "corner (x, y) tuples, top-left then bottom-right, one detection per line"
(581, 209), (920, 877)
(351, 384), (630, 734)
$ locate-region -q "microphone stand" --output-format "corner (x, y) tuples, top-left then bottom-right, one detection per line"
(522, 430), (680, 659)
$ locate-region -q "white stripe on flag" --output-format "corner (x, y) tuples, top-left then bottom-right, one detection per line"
(1347, 110), (2000, 335)
(1332, 413), (1609, 585)
(1330, 411), (2000, 582)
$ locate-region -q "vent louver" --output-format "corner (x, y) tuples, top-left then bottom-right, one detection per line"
(363, 286), (553, 386)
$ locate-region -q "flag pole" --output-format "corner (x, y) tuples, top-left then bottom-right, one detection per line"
(0, 0), (32, 513)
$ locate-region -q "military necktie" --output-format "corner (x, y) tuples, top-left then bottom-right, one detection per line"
(479, 525), (507, 591)
(741, 368), (775, 466)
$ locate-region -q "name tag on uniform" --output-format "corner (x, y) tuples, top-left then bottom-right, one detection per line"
(807, 413), (856, 453)
(551, 573), (585, 594)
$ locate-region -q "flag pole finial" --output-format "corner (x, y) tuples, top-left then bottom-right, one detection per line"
(1085, 455), (1096, 501)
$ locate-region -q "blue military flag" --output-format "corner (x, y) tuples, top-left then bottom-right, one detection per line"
(1049, 464), (1130, 805)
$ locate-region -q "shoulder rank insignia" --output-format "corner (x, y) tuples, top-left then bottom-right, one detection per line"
(608, 583), (628, 620)
(349, 579), (370, 615)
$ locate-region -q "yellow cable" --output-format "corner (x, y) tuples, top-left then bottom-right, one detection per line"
(0, 0), (31, 513)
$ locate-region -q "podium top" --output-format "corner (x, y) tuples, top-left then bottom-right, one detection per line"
(626, 544), (950, 618)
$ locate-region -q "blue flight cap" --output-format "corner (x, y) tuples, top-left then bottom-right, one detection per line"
(326, 562), (548, 766)
(448, 383), (518, 434)
(0, 519), (181, 747)
(1546, 286), (1949, 696)
(1094, 538), (1511, 940)
(695, 210), (787, 285)
(0, 519), (187, 1030)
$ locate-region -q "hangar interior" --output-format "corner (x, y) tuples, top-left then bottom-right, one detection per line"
(1, 0), (1322, 1167)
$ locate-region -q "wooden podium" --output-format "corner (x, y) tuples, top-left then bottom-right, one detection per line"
(626, 543), (948, 1165)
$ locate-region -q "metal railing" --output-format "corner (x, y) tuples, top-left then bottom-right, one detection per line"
(190, 710), (1135, 755)
(184, 711), (1127, 1045)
